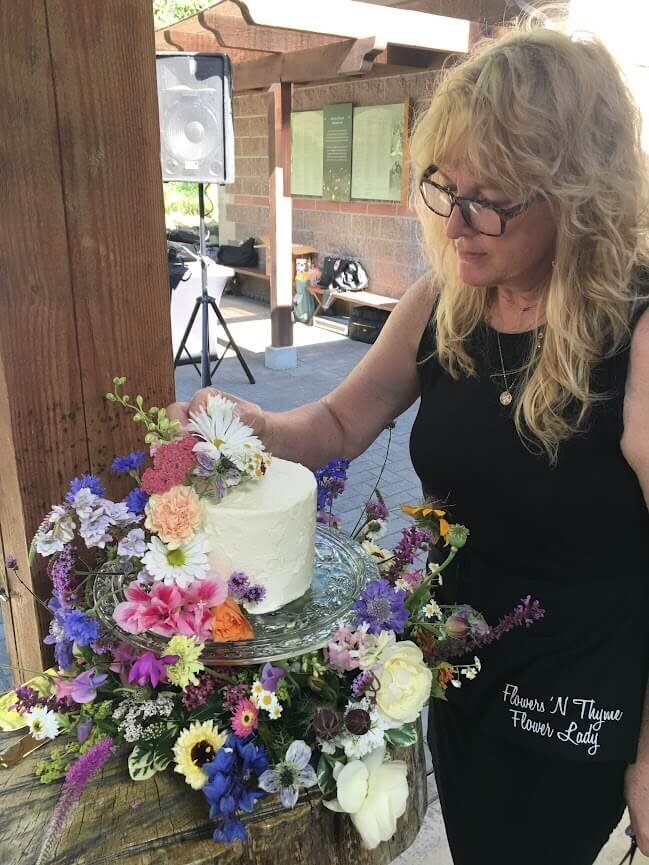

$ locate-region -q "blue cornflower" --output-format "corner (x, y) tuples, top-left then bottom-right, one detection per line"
(61, 609), (100, 646)
(314, 458), (350, 511)
(124, 487), (149, 515)
(354, 578), (409, 634)
(65, 474), (104, 503)
(111, 451), (146, 474)
(202, 735), (268, 842)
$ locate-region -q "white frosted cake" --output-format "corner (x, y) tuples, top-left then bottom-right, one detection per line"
(202, 457), (317, 614)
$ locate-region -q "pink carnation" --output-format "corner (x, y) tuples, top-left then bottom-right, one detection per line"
(144, 485), (202, 549)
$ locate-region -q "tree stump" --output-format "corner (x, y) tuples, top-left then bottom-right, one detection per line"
(0, 719), (427, 865)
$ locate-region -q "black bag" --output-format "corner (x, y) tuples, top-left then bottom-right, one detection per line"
(317, 257), (368, 292)
(217, 237), (259, 268)
(347, 306), (389, 344)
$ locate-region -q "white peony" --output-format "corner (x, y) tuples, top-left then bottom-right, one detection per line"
(324, 745), (409, 849)
(374, 641), (432, 725)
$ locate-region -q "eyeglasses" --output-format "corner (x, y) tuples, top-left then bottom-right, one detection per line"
(419, 164), (527, 237)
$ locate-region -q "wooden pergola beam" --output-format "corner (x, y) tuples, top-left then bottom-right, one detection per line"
(363, 0), (518, 24)
(234, 37), (384, 92)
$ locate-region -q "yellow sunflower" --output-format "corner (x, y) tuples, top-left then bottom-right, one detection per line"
(173, 720), (226, 790)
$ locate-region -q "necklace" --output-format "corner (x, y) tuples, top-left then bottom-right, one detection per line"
(495, 327), (545, 407)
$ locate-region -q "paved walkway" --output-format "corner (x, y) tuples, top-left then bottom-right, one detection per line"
(0, 296), (640, 863)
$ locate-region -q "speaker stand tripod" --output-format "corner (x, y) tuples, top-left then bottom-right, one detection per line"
(173, 184), (255, 386)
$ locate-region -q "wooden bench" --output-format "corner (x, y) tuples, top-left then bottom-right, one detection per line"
(224, 265), (270, 295)
(307, 284), (398, 319)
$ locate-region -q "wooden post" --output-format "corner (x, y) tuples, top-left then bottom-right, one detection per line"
(0, 0), (174, 684)
(266, 81), (296, 368)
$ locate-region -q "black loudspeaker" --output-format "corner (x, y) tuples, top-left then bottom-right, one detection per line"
(156, 52), (235, 184)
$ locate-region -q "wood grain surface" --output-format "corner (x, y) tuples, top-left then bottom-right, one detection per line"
(0, 719), (427, 865)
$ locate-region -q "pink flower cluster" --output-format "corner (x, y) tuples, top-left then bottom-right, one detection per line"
(324, 625), (370, 672)
(113, 576), (227, 640)
(141, 436), (196, 495)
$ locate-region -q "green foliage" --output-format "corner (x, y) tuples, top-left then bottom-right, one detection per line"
(316, 753), (337, 799)
(106, 376), (180, 444)
(128, 742), (172, 780)
(383, 724), (417, 748)
(153, 0), (206, 30)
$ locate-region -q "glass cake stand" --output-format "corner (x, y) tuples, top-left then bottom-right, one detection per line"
(93, 525), (378, 665)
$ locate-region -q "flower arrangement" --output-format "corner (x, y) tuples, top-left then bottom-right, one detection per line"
(1, 379), (544, 857)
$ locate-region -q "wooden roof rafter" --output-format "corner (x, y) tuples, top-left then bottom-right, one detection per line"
(154, 0), (474, 92)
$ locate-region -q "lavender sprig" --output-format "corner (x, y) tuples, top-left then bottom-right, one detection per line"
(424, 595), (546, 664)
(36, 737), (117, 865)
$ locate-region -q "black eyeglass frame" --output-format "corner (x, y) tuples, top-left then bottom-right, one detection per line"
(419, 163), (528, 237)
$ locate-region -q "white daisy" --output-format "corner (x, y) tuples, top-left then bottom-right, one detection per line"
(394, 578), (411, 593)
(26, 706), (60, 740)
(268, 703), (283, 720)
(423, 601), (442, 620)
(187, 394), (264, 471)
(255, 689), (279, 714)
(142, 533), (210, 588)
(251, 680), (264, 701)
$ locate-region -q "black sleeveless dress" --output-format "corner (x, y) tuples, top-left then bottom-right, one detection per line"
(410, 316), (649, 864)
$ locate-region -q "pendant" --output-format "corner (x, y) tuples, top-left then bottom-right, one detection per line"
(499, 390), (513, 406)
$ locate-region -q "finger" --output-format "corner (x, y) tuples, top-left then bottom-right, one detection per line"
(187, 387), (220, 418)
(166, 401), (189, 424)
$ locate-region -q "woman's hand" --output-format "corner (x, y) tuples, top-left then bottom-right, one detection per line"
(166, 387), (271, 448)
(625, 761), (649, 854)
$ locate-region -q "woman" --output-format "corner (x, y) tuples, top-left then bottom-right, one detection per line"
(168, 25), (649, 864)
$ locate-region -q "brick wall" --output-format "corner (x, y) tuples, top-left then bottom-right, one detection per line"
(223, 71), (438, 303)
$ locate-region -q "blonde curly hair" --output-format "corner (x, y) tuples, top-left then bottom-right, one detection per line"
(410, 23), (649, 463)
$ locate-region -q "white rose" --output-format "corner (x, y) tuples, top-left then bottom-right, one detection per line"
(323, 746), (409, 849)
(374, 641), (432, 725)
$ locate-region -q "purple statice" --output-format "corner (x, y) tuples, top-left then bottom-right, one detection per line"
(314, 458), (350, 511)
(365, 495), (389, 522)
(354, 579), (409, 635)
(227, 571), (266, 605)
(182, 671), (217, 711)
(4, 553), (17, 570)
(245, 584), (266, 605)
(202, 735), (269, 843)
(124, 487), (149, 516)
(47, 544), (79, 608)
(111, 451), (146, 474)
(36, 737), (116, 865)
(193, 452), (217, 478)
(351, 669), (375, 698)
(228, 571), (249, 597)
(385, 525), (432, 582)
(61, 609), (100, 646)
(65, 474), (105, 504)
(222, 683), (250, 713)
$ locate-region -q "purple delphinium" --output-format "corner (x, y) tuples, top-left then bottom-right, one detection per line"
(47, 544), (78, 608)
(354, 579), (409, 634)
(314, 458), (350, 511)
(124, 487), (149, 516)
(111, 451), (146, 474)
(385, 525), (433, 582)
(11, 685), (68, 716)
(202, 735), (269, 843)
(65, 474), (105, 504)
(36, 737), (116, 865)
(316, 509), (341, 529)
(43, 597), (75, 669)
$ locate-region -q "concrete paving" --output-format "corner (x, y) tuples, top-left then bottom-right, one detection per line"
(0, 295), (642, 863)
